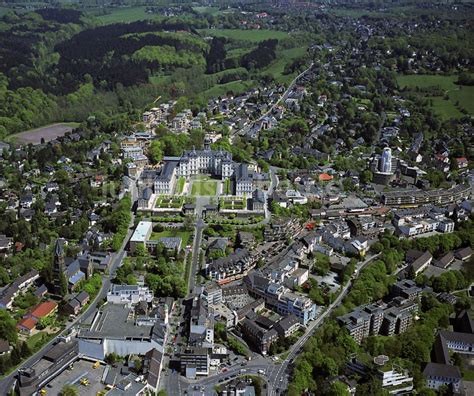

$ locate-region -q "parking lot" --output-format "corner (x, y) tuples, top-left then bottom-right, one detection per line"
(313, 271), (340, 293)
(42, 359), (106, 396)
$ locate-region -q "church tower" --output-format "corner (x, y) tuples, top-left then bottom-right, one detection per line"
(52, 238), (67, 296)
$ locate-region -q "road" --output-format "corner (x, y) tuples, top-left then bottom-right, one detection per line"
(256, 166), (279, 227)
(188, 215), (206, 294)
(161, 252), (381, 396)
(266, 252), (381, 395)
(0, 180), (138, 395)
(163, 358), (271, 396)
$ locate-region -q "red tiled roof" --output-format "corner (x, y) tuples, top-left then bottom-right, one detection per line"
(30, 301), (58, 319)
(17, 317), (37, 331)
(15, 242), (24, 252)
(319, 173), (333, 182)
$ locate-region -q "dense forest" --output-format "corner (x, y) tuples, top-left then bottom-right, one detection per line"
(1, 2), (470, 139)
(0, 7), (304, 138)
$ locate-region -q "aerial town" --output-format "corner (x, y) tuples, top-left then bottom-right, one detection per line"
(0, 1), (473, 396)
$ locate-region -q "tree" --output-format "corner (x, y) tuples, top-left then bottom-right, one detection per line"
(214, 322), (227, 342)
(105, 352), (120, 364)
(0, 354), (11, 374)
(148, 140), (163, 164)
(356, 376), (388, 396)
(360, 170), (373, 184)
(0, 309), (18, 344)
(61, 384), (79, 396)
(55, 169), (70, 184)
(452, 352), (464, 373)
(328, 381), (350, 396)
(20, 341), (31, 358)
(455, 295), (471, 312)
(59, 270), (68, 297)
(418, 389), (437, 396)
(10, 345), (21, 365)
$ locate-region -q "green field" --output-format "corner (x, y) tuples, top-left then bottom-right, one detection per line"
(93, 7), (161, 24)
(397, 74), (460, 90)
(192, 6), (223, 15)
(203, 80), (255, 99)
(149, 75), (170, 85)
(0, 7), (10, 17)
(397, 74), (474, 119)
(151, 229), (192, 247)
(198, 28), (288, 42)
(191, 178), (218, 196)
(262, 46), (308, 83)
(176, 177), (186, 194)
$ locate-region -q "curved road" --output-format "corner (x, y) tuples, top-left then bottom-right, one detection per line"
(266, 252), (381, 395)
(0, 181), (138, 395)
(167, 252), (381, 395)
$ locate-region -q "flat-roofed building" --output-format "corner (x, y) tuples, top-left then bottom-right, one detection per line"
(392, 279), (424, 301)
(201, 283), (223, 307)
(107, 285), (153, 305)
(78, 303), (167, 360)
(179, 347), (210, 378)
(129, 221), (153, 252)
(381, 185), (471, 207)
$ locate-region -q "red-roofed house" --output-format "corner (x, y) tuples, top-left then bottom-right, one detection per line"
(14, 242), (24, 252)
(319, 173), (333, 182)
(17, 317), (37, 335)
(27, 301), (58, 321)
(456, 157), (468, 169)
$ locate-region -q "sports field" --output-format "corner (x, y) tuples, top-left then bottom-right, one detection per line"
(9, 122), (80, 145)
(191, 178), (218, 196)
(397, 74), (474, 119)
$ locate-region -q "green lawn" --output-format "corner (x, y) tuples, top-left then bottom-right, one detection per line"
(203, 80), (254, 99)
(223, 178), (232, 195)
(463, 369), (474, 381)
(176, 177), (186, 194)
(155, 196), (184, 208)
(227, 47), (252, 58)
(430, 97), (464, 119)
(93, 7), (161, 24)
(220, 198), (245, 210)
(261, 46), (308, 83)
(198, 28), (288, 42)
(150, 229), (192, 247)
(191, 180), (218, 196)
(397, 74), (459, 90)
(27, 332), (49, 350)
(397, 74), (474, 119)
